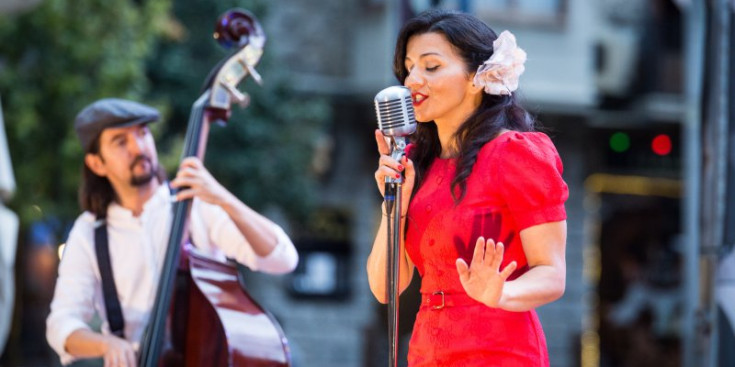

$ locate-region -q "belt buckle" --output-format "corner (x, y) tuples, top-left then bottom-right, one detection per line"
(432, 291), (445, 310)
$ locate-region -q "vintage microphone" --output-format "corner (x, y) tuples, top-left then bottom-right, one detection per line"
(374, 85), (416, 367)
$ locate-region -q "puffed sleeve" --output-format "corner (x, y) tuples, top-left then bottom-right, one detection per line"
(494, 132), (569, 230)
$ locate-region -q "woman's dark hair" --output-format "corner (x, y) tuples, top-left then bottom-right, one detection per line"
(79, 134), (166, 217)
(393, 9), (535, 202)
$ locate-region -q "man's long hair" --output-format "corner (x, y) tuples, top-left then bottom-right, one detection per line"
(79, 135), (166, 217)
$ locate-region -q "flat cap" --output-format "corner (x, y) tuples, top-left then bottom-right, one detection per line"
(74, 98), (160, 151)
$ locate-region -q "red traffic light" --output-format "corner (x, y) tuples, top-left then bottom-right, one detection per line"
(651, 134), (672, 156)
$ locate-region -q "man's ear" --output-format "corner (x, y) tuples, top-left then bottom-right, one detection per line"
(84, 153), (107, 177)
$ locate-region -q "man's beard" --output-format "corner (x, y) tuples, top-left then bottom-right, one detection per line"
(130, 155), (157, 187)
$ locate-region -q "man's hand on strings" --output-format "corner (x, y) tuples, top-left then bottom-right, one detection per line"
(101, 334), (136, 367)
(171, 157), (232, 206)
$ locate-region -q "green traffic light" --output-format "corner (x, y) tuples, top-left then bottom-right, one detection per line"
(610, 132), (630, 153)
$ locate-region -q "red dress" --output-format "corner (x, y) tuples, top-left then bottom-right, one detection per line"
(404, 131), (569, 367)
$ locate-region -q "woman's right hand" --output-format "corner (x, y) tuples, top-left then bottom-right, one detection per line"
(374, 129), (415, 216)
(368, 129), (417, 302)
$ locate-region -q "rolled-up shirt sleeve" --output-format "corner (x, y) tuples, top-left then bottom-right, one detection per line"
(249, 224), (299, 274)
(46, 216), (99, 365)
(191, 200), (299, 274)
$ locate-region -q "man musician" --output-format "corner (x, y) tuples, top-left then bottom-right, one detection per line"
(46, 98), (298, 366)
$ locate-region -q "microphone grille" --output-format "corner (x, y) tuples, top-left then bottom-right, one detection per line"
(374, 86), (416, 136)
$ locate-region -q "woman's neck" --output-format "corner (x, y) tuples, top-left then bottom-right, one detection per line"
(435, 118), (463, 159)
(434, 98), (481, 159)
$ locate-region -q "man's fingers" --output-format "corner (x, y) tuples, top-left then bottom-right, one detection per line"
(171, 175), (204, 191)
(175, 188), (195, 201)
(124, 348), (136, 367)
(180, 156), (202, 168)
(104, 353), (117, 367)
(175, 166), (198, 178)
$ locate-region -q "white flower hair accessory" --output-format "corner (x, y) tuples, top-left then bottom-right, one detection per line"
(473, 30), (527, 96)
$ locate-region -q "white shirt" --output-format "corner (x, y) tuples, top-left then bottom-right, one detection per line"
(46, 184), (298, 365)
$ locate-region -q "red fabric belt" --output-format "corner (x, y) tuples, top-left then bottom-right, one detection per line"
(421, 291), (479, 310)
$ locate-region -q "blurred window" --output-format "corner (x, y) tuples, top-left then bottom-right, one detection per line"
(473, 0), (567, 27)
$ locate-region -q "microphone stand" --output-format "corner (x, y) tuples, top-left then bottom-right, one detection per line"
(384, 135), (407, 367)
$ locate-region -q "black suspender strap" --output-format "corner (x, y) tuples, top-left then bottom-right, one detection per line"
(94, 216), (125, 338)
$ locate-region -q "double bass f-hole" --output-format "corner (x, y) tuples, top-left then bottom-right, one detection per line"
(137, 8), (291, 367)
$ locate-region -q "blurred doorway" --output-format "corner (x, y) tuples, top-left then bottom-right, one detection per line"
(582, 174), (683, 367)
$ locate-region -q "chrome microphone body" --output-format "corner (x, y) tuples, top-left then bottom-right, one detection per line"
(374, 85), (416, 367)
(374, 86), (416, 184)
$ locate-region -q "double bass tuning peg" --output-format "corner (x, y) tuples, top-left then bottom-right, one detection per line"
(239, 59), (262, 86)
(222, 82), (251, 109)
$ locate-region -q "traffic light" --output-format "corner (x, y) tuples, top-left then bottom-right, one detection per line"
(609, 132), (631, 153)
(651, 134), (672, 156)
(596, 125), (680, 174)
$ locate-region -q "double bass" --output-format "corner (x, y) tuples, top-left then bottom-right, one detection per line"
(137, 9), (291, 366)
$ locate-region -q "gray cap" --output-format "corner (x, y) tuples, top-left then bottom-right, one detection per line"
(74, 98), (160, 151)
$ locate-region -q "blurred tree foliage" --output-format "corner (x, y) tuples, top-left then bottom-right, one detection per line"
(0, 0), (329, 230)
(0, 0), (172, 227)
(148, 0), (330, 221)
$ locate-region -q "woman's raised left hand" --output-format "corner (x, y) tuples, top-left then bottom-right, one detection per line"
(456, 237), (517, 308)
